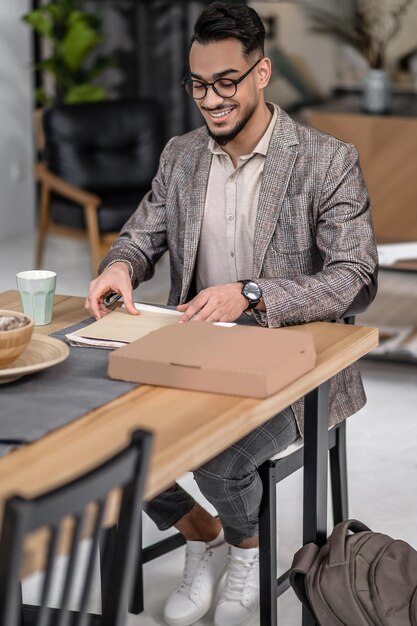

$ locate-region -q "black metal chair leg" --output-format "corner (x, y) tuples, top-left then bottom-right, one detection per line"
(302, 383), (330, 626)
(19, 583), (24, 626)
(302, 384), (329, 547)
(129, 520), (144, 614)
(259, 461), (278, 626)
(100, 525), (118, 614)
(329, 421), (349, 525)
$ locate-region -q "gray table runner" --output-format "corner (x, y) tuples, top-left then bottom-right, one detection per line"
(0, 319), (138, 457)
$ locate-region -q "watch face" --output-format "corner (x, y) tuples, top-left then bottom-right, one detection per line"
(243, 281), (261, 301)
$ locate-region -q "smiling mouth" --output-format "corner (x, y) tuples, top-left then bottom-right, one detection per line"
(205, 106), (236, 121)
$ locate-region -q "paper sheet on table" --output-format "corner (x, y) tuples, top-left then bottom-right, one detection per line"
(66, 303), (181, 348)
(377, 242), (417, 266)
(65, 302), (235, 348)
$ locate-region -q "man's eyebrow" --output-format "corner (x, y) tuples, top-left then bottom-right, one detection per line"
(190, 67), (240, 80)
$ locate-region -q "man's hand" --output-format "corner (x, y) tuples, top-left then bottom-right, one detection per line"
(85, 262), (139, 319)
(177, 283), (248, 322)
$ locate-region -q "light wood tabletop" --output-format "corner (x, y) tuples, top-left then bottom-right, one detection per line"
(0, 290), (378, 496)
(0, 290), (378, 576)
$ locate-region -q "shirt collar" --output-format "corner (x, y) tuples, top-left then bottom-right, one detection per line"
(208, 102), (278, 157)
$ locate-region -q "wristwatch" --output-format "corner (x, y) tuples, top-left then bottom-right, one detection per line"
(240, 279), (262, 310)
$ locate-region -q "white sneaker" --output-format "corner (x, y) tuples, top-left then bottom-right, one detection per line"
(214, 545), (259, 626)
(164, 531), (228, 626)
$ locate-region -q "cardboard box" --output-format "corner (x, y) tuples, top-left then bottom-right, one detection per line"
(108, 321), (316, 398)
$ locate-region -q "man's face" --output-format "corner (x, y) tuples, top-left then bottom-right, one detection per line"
(188, 39), (263, 145)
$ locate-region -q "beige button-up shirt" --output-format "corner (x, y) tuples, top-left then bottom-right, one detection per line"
(195, 105), (277, 292)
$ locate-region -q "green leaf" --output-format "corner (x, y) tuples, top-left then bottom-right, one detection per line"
(34, 87), (49, 107)
(67, 9), (88, 27)
(22, 9), (53, 40)
(43, 3), (65, 22)
(64, 84), (107, 104)
(35, 57), (71, 88)
(35, 58), (58, 72)
(59, 16), (104, 71)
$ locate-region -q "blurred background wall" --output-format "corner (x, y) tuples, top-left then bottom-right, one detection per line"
(1, 0), (417, 246)
(0, 1), (34, 243)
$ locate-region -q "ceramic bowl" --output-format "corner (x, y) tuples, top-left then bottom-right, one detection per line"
(0, 309), (35, 368)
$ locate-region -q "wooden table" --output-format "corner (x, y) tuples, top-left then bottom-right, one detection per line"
(0, 291), (378, 623)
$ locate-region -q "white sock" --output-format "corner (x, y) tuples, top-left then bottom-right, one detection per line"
(208, 528), (225, 547)
(230, 544), (259, 559)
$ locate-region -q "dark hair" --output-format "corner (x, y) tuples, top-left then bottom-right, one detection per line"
(191, 2), (265, 58)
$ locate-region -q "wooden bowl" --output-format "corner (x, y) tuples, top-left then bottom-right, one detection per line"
(0, 309), (35, 368)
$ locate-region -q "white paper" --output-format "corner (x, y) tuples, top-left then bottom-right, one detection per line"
(377, 242), (417, 266)
(66, 302), (235, 348)
(64, 334), (126, 349)
(133, 303), (235, 326)
(131, 302), (181, 316)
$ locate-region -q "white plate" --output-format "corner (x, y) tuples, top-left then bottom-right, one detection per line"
(0, 334), (69, 384)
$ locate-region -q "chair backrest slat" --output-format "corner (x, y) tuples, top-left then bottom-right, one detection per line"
(77, 501), (106, 626)
(37, 525), (60, 626)
(56, 514), (84, 626)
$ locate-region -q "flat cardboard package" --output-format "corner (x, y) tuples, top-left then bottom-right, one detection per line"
(108, 321), (316, 398)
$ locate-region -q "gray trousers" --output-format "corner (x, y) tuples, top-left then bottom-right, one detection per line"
(144, 407), (298, 545)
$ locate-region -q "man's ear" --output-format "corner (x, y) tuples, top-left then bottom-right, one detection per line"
(258, 57), (272, 90)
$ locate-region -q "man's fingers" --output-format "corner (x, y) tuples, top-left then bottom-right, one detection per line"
(178, 308), (196, 322)
(85, 294), (101, 319)
(123, 292), (140, 316)
(205, 309), (228, 323)
(177, 292), (210, 321)
(180, 301), (217, 322)
(176, 285), (246, 323)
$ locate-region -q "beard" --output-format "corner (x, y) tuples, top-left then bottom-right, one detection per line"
(205, 103), (256, 146)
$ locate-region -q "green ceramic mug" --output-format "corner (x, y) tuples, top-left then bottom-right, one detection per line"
(16, 270), (57, 326)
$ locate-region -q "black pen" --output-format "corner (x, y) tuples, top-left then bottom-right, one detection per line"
(103, 292), (123, 308)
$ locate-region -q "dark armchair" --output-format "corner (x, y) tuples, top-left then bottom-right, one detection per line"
(35, 99), (164, 274)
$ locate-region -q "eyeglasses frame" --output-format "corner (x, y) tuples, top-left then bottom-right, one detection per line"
(181, 58), (263, 100)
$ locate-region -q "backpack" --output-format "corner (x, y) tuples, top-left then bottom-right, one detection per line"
(289, 519), (417, 626)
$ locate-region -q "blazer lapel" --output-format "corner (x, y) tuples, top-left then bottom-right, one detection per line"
(253, 108), (300, 277)
(180, 140), (212, 301)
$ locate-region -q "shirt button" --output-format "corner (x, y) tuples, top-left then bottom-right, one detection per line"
(228, 214), (234, 221)
(229, 251), (234, 258)
(228, 176), (234, 182)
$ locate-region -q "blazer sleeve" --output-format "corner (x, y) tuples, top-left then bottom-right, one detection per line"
(255, 143), (378, 328)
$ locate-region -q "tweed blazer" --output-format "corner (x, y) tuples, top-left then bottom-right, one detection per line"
(101, 105), (378, 435)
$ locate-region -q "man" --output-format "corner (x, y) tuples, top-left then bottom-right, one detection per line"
(86, 3), (378, 625)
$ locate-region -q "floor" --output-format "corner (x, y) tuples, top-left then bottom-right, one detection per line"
(1, 231), (417, 625)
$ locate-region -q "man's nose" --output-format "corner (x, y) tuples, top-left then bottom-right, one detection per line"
(203, 85), (225, 108)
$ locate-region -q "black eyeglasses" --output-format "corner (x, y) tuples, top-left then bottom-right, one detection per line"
(181, 58), (262, 100)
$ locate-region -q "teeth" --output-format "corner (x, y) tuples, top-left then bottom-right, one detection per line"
(210, 108), (233, 118)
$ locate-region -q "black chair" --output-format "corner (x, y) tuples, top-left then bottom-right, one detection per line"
(258, 421), (347, 626)
(257, 315), (357, 626)
(129, 419), (349, 621)
(0, 429), (152, 626)
(35, 99), (164, 274)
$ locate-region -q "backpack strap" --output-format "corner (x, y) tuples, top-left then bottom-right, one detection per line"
(328, 519), (372, 566)
(289, 542), (320, 620)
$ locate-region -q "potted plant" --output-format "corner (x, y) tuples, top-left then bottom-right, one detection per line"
(22, 0), (114, 106)
(297, 0), (416, 113)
